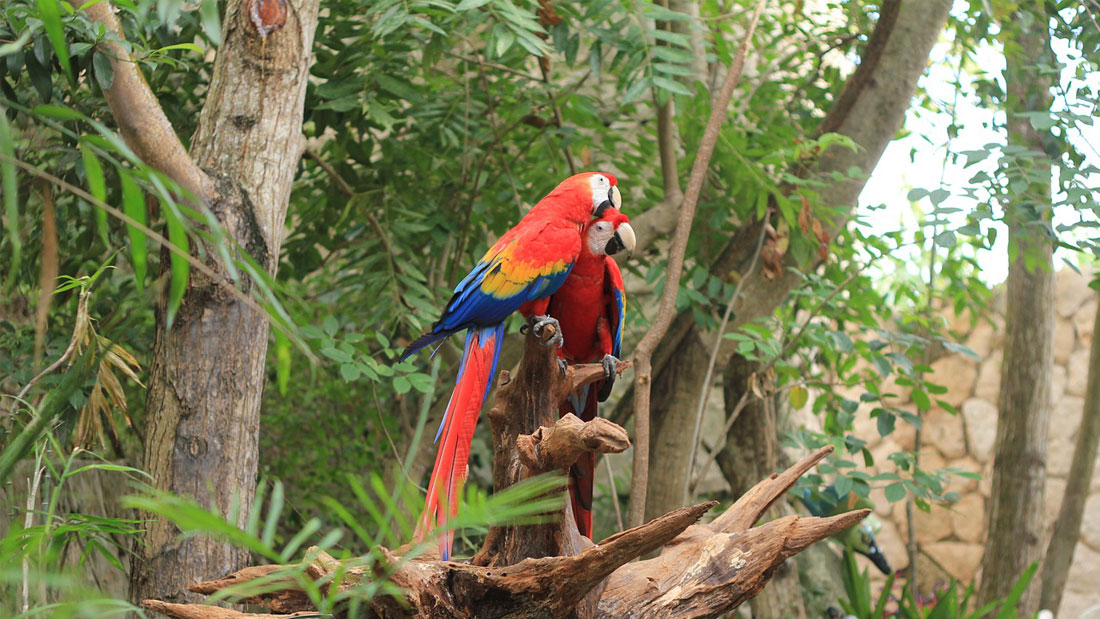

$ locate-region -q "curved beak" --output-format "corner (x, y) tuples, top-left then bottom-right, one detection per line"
(605, 222), (637, 258)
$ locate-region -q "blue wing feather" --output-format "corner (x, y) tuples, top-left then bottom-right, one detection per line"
(401, 248), (574, 361)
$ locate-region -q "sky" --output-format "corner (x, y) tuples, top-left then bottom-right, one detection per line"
(855, 2), (1100, 286)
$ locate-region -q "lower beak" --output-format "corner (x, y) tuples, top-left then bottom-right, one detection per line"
(606, 222), (637, 258)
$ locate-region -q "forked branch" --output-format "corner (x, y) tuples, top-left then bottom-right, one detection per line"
(143, 335), (865, 619)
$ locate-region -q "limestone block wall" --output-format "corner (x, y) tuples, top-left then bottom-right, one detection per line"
(848, 268), (1100, 618)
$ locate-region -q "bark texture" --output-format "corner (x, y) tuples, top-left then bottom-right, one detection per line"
(717, 354), (806, 619)
(131, 0), (321, 604)
(977, 9), (1055, 615)
(1041, 295), (1100, 612)
(643, 326), (708, 523)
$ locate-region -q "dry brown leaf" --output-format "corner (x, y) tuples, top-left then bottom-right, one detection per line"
(798, 195), (812, 233)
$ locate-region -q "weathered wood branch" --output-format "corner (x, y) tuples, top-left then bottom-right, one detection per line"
(517, 413), (630, 473)
(143, 334), (865, 618)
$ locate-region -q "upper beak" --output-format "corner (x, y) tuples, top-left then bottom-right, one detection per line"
(606, 222), (636, 258)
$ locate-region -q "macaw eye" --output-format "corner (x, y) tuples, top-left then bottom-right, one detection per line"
(596, 222), (611, 231)
(609, 186), (622, 209)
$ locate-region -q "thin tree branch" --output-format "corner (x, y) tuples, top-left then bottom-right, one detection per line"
(814, 0), (901, 137)
(680, 215), (769, 507)
(1041, 289), (1100, 610)
(66, 0), (212, 200)
(605, 456), (624, 533)
(626, 0), (766, 528)
(689, 271), (858, 495)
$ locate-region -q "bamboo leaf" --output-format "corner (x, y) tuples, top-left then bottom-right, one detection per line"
(36, 0), (72, 83)
(163, 202), (190, 327)
(80, 144), (109, 244)
(274, 328), (290, 395)
(0, 110), (20, 280)
(118, 171), (147, 291)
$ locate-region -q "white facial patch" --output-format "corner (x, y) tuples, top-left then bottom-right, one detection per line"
(588, 220), (615, 254)
(588, 174), (611, 213)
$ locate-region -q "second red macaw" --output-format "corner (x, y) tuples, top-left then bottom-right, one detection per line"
(527, 206), (634, 538)
(401, 172), (622, 559)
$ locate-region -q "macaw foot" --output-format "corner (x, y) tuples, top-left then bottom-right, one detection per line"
(597, 354), (620, 402)
(601, 354), (620, 379)
(528, 315), (564, 349)
(557, 357), (568, 377)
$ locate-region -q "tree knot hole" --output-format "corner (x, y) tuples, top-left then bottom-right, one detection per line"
(249, 0), (288, 38)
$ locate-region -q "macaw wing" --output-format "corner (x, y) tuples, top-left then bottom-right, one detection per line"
(604, 257), (626, 359)
(436, 223), (578, 333)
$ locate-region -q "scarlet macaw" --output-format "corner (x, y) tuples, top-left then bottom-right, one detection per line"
(529, 206), (634, 538)
(401, 172), (623, 559)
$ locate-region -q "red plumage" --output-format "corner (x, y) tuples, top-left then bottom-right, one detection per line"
(405, 172), (621, 559)
(524, 207), (631, 538)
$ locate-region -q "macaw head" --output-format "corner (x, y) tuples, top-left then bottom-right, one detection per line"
(543, 172), (622, 222)
(586, 207), (636, 258)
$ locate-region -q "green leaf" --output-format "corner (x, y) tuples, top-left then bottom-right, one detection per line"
(65, 462), (153, 480)
(199, 0), (222, 46)
(0, 111), (20, 282)
(26, 52), (53, 101)
(454, 0), (491, 10)
(884, 482), (906, 503)
(34, 103), (83, 120)
(320, 346), (353, 363)
(274, 328), (290, 395)
(393, 376), (411, 394)
(876, 411), (895, 437)
(494, 27), (515, 57)
(118, 171), (147, 291)
(154, 43), (204, 55)
(80, 144), (109, 244)
(340, 363), (360, 382)
(997, 561), (1038, 619)
(92, 49), (114, 90)
(912, 388), (931, 411)
(163, 202), (190, 326)
(789, 385), (808, 409)
(651, 75), (692, 96)
(36, 0), (72, 83)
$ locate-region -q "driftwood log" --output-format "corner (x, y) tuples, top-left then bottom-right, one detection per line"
(143, 325), (867, 618)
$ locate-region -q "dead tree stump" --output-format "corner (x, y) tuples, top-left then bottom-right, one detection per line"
(142, 327), (867, 619)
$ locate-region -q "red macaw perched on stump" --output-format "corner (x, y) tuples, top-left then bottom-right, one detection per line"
(401, 172), (623, 559)
(526, 206), (634, 538)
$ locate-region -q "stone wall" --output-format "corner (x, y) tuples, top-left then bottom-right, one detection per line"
(847, 268), (1100, 618)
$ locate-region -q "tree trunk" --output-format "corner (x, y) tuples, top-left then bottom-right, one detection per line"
(643, 323), (708, 522)
(718, 353), (806, 619)
(1041, 293), (1100, 612)
(131, 0), (321, 604)
(634, 0), (951, 541)
(977, 8), (1054, 614)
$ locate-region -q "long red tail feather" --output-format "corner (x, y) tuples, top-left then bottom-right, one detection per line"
(416, 324), (504, 560)
(561, 384), (600, 538)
